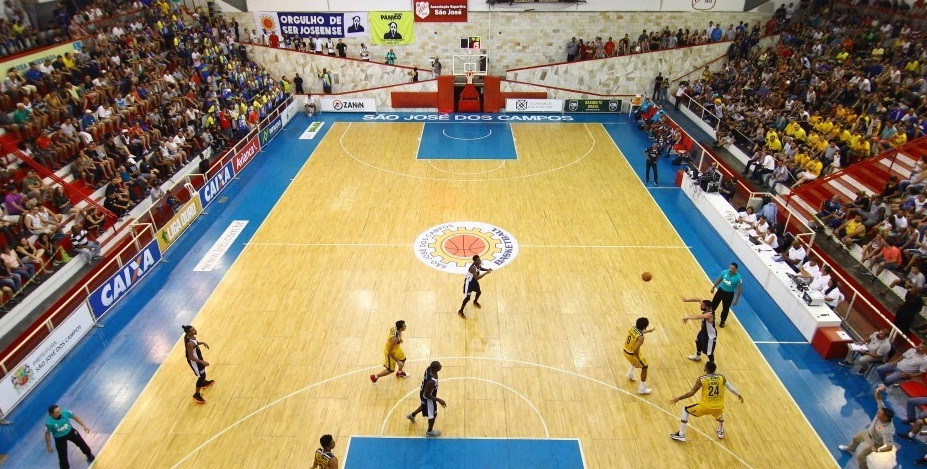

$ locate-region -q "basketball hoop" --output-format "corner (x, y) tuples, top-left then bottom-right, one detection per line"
(466, 70), (475, 84)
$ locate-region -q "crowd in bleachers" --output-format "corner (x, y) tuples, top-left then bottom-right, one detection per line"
(0, 2), (291, 311)
(564, 17), (770, 62)
(685, 3), (927, 194)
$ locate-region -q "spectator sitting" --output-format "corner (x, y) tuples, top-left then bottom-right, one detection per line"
(837, 214), (866, 247)
(69, 225), (101, 260)
(876, 343), (927, 386)
(839, 329), (890, 374)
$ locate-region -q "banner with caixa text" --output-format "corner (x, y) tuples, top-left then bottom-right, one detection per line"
(369, 12), (415, 45)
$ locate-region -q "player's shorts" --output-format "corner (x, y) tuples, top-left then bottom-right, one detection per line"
(685, 403), (723, 420)
(696, 332), (716, 356)
(421, 397), (438, 419)
(384, 348), (406, 371)
(623, 349), (647, 368)
(188, 360), (205, 377)
(463, 278), (481, 294)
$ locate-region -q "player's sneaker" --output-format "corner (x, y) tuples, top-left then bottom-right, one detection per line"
(369, 374), (378, 384)
(396, 371), (408, 378)
(201, 380), (215, 389)
(716, 428), (725, 439)
(670, 432), (686, 442)
(406, 413), (416, 424)
(625, 370), (635, 381)
(458, 310), (466, 319)
(425, 430), (442, 437)
(637, 385), (652, 395)
(838, 445), (851, 453)
(473, 301), (482, 309)
(192, 393), (206, 404)
(687, 355), (702, 361)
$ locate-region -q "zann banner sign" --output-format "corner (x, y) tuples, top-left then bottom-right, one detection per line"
(414, 0), (468, 22)
(565, 99), (623, 113)
(369, 12), (415, 45)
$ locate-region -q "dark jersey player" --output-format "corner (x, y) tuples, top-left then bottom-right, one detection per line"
(406, 361), (446, 437)
(458, 255), (492, 318)
(183, 325), (214, 403)
(681, 298), (717, 363)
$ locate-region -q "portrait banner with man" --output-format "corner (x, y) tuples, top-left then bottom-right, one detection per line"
(369, 12), (415, 45)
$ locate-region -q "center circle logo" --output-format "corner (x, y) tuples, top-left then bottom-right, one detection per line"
(414, 222), (519, 274)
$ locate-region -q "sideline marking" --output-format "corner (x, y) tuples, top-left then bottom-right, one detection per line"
(753, 341), (808, 345)
(193, 221), (249, 271)
(169, 356), (752, 469)
(243, 242), (689, 249)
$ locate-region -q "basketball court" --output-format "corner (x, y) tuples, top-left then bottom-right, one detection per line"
(57, 116), (838, 468)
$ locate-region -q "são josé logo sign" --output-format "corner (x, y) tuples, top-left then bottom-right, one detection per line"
(414, 222), (519, 274)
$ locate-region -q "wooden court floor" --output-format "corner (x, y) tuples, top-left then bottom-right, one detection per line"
(95, 123), (835, 468)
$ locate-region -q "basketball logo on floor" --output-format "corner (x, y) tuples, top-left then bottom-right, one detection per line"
(414, 222), (519, 274)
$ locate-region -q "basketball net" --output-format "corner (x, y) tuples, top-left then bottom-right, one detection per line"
(466, 70), (475, 84)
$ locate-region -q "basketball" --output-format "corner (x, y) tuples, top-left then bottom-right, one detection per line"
(443, 234), (487, 258)
(641, 272), (653, 282)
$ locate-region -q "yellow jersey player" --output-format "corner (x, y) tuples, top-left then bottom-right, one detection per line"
(370, 320), (408, 383)
(312, 434), (338, 468)
(623, 317), (655, 395)
(668, 361), (744, 442)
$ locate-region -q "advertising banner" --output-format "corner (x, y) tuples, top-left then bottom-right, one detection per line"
(231, 136), (261, 174)
(505, 99), (564, 113)
(276, 12), (346, 38)
(199, 161), (235, 209)
(156, 197), (203, 253)
(281, 98), (299, 126)
(320, 98), (377, 113)
(299, 121), (325, 139)
(88, 241), (162, 317)
(2, 40), (83, 75)
(253, 11), (282, 37)
(259, 116), (283, 146)
(0, 303), (95, 413)
(414, 0), (468, 22)
(564, 99), (623, 113)
(369, 12), (415, 45)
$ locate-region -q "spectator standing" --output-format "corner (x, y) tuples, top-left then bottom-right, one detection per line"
(336, 39), (347, 57)
(432, 57), (442, 77)
(360, 44), (370, 61)
(892, 286), (924, 336)
(653, 73), (664, 101)
(385, 49), (396, 65)
(294, 73), (304, 94)
(566, 37), (578, 62)
(318, 68), (332, 94)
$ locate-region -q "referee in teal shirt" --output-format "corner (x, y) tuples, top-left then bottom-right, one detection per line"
(44, 405), (95, 468)
(710, 263), (743, 328)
